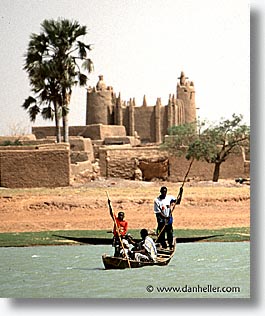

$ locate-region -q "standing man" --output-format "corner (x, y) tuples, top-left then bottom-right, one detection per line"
(154, 186), (183, 249)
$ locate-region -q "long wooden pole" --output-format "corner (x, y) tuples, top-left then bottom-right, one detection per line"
(106, 191), (131, 268)
(155, 158), (195, 243)
(181, 157), (194, 188)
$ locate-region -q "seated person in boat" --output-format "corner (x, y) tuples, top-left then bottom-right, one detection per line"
(110, 211), (128, 257)
(119, 235), (134, 259)
(129, 229), (157, 262)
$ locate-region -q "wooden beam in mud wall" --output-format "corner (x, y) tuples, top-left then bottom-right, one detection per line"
(128, 98), (135, 136)
(155, 98), (162, 143)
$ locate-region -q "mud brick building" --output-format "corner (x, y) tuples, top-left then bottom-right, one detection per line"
(86, 71), (196, 143)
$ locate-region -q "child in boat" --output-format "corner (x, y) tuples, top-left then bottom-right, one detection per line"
(112, 211), (128, 237)
(111, 211), (128, 256)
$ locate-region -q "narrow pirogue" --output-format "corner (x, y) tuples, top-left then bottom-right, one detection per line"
(102, 238), (176, 270)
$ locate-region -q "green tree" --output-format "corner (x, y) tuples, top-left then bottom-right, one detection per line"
(165, 122), (198, 149)
(165, 114), (250, 182)
(22, 18), (93, 142)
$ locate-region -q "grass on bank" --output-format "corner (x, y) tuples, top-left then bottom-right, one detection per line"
(0, 227), (250, 247)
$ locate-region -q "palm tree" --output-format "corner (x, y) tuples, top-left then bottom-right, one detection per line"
(22, 60), (64, 142)
(22, 18), (93, 142)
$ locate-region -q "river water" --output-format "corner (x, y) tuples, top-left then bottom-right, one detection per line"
(0, 242), (250, 298)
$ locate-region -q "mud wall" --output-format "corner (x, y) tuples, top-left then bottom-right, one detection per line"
(131, 107), (155, 143)
(0, 147), (70, 188)
(99, 146), (168, 179)
(32, 124), (126, 141)
(169, 151), (249, 181)
(99, 146), (249, 181)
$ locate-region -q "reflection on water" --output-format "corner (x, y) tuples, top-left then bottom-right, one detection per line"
(0, 242), (250, 298)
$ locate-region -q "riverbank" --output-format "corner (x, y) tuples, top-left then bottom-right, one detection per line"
(0, 178), (250, 233)
(0, 227), (250, 247)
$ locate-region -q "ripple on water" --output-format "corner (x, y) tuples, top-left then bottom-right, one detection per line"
(0, 243), (250, 298)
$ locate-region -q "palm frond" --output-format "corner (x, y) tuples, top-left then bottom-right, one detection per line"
(41, 106), (54, 120)
(28, 104), (40, 122)
(22, 96), (36, 109)
(79, 73), (87, 86)
(77, 41), (87, 59)
(61, 105), (70, 117)
(82, 59), (94, 73)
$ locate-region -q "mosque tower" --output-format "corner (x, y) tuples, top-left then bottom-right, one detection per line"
(176, 71), (196, 123)
(86, 75), (114, 125)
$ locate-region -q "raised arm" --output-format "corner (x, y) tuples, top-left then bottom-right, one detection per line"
(176, 187), (184, 205)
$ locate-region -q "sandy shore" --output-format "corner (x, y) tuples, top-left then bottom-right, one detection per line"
(0, 178), (250, 233)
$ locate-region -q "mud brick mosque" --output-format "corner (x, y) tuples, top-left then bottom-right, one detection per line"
(0, 72), (249, 188)
(31, 71), (197, 144)
(86, 71), (196, 143)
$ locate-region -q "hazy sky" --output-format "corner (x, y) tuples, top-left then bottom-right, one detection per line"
(0, 0), (250, 135)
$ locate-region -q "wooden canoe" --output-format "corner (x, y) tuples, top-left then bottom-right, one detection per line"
(102, 238), (177, 270)
(53, 234), (222, 245)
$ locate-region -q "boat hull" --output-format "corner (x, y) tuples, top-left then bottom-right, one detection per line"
(102, 238), (176, 270)
(102, 254), (171, 269)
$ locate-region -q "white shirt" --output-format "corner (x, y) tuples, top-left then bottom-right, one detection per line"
(143, 236), (157, 261)
(154, 195), (176, 217)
